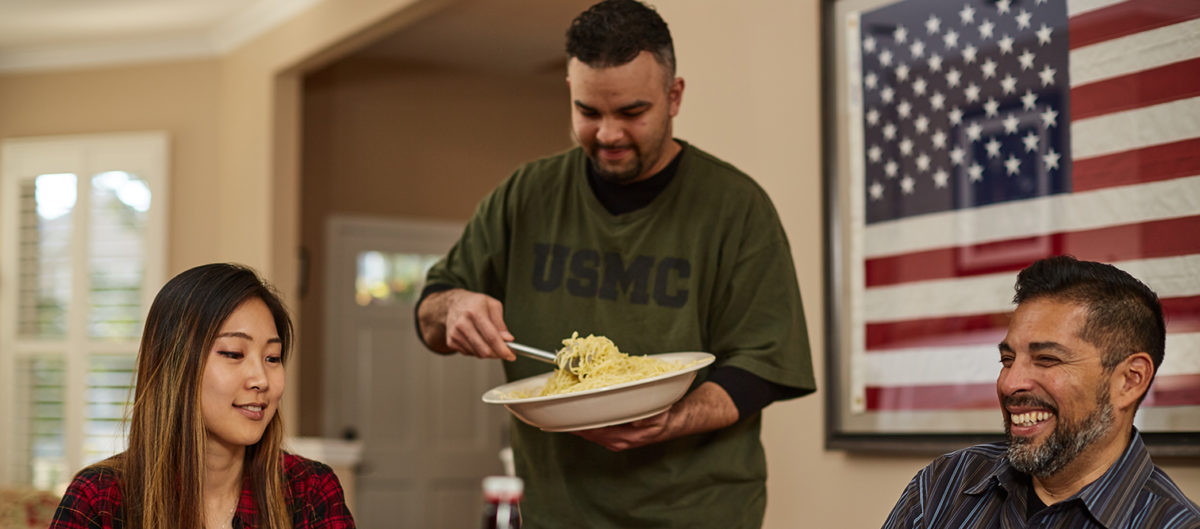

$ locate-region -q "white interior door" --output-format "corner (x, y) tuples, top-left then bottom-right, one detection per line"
(323, 216), (508, 528)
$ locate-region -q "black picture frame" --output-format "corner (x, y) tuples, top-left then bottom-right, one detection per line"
(820, 0), (1200, 457)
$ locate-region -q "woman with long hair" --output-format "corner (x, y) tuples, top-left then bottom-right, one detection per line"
(50, 263), (355, 529)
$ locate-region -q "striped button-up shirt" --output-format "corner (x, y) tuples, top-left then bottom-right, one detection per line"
(883, 430), (1200, 528)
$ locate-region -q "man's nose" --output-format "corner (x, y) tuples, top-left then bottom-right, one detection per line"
(997, 357), (1034, 397)
(596, 118), (624, 145)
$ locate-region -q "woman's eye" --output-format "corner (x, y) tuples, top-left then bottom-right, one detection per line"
(218, 351), (243, 359)
(266, 355), (283, 364)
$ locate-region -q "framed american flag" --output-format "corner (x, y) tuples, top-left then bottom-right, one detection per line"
(822, 0), (1200, 453)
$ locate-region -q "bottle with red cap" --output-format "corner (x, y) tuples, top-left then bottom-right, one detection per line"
(481, 476), (523, 529)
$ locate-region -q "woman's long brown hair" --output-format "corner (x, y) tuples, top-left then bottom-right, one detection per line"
(93, 263), (294, 529)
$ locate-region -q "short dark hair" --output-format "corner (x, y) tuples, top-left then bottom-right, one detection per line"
(1013, 256), (1165, 376)
(566, 0), (676, 77)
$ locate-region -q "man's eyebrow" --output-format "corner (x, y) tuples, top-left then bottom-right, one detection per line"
(1028, 341), (1070, 354)
(617, 100), (651, 112)
(217, 331), (282, 344)
(573, 100), (652, 113)
(998, 341), (1073, 358)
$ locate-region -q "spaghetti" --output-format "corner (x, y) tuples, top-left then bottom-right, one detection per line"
(535, 332), (686, 396)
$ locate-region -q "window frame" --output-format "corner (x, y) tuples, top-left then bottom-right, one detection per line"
(0, 131), (168, 488)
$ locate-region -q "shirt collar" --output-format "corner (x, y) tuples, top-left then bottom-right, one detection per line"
(962, 429), (1154, 528)
(963, 443), (1017, 496)
(1073, 428), (1155, 528)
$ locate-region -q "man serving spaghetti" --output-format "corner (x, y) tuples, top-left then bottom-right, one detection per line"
(414, 1), (816, 527)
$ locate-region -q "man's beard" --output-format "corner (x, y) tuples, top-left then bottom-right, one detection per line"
(588, 143), (644, 184)
(578, 123), (670, 185)
(1005, 385), (1114, 479)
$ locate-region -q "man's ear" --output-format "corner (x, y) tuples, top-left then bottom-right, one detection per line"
(1112, 352), (1154, 411)
(668, 76), (685, 117)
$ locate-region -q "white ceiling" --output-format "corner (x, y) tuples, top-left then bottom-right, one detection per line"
(0, 0), (256, 47)
(0, 0), (323, 72)
(0, 0), (591, 74)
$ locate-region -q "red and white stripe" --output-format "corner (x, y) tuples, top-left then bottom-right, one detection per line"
(855, 0), (1200, 413)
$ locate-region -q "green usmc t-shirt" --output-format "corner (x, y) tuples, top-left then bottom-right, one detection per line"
(425, 142), (815, 529)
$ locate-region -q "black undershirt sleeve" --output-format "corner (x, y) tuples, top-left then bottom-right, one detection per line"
(707, 366), (806, 420)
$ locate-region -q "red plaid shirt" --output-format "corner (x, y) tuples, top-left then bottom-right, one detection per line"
(49, 452), (356, 529)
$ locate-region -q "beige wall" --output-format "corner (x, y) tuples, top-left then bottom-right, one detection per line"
(0, 59), (223, 272)
(1, 0), (1197, 526)
(297, 57), (573, 433)
(301, 59), (569, 223)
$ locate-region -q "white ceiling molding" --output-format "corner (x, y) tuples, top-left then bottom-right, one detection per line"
(208, 0), (324, 53)
(0, 35), (215, 73)
(0, 0), (322, 74)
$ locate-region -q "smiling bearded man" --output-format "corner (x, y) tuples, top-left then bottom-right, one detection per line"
(882, 256), (1200, 529)
(1003, 387), (1113, 479)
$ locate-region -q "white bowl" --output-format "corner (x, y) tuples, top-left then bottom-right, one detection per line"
(481, 352), (715, 432)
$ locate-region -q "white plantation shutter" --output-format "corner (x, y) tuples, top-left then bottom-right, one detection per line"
(88, 171), (151, 341)
(14, 356), (66, 488)
(84, 355), (137, 465)
(1, 133), (167, 489)
(17, 175), (71, 340)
